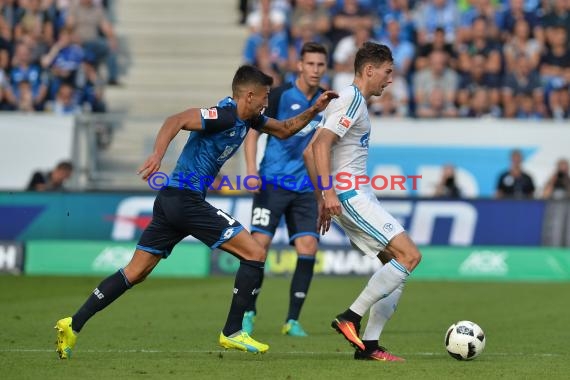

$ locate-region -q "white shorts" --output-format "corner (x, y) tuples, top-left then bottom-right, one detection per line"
(333, 189), (405, 258)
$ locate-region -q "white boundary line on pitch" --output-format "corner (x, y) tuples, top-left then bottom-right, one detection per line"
(0, 349), (564, 357)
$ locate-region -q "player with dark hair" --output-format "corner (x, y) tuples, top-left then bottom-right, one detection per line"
(54, 64), (337, 359)
(305, 42), (422, 361)
(242, 42), (328, 337)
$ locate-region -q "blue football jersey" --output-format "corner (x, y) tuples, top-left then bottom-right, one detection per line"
(259, 82), (324, 193)
(169, 97), (267, 197)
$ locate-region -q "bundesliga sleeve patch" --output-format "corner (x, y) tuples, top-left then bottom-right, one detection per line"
(200, 108), (218, 119)
(334, 115), (353, 137)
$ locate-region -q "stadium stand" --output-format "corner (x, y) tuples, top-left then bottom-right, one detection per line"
(0, 0), (248, 189)
(2, 0), (569, 191)
(241, 0), (570, 121)
(93, 0), (248, 189)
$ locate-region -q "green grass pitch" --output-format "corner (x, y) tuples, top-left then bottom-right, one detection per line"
(0, 275), (568, 379)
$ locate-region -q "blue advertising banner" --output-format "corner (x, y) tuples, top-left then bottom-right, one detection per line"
(467, 200), (545, 245)
(0, 192), (547, 246)
(0, 193), (133, 241)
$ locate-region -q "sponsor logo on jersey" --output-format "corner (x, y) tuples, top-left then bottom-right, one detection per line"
(291, 104), (301, 111)
(360, 132), (369, 148)
(334, 115), (353, 137)
(217, 144), (239, 162)
(338, 115), (352, 128)
(200, 108), (218, 119)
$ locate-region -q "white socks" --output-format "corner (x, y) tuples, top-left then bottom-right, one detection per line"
(349, 259), (408, 316)
(362, 282), (405, 341)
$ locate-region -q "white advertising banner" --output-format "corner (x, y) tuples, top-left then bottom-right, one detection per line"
(366, 118), (570, 198)
(0, 114), (74, 190)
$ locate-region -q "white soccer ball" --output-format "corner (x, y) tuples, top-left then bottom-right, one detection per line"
(444, 320), (486, 360)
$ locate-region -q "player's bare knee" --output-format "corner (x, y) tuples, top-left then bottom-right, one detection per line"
(406, 249), (422, 271)
(399, 248), (421, 272)
(251, 232), (272, 252)
(294, 238), (318, 255)
(249, 244), (266, 261)
(385, 233), (422, 271)
(123, 267), (147, 285)
(129, 274), (146, 285)
(235, 243), (266, 261)
(127, 251), (158, 281)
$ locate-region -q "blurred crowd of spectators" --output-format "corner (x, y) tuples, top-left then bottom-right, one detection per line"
(0, 0), (119, 115)
(240, 0), (570, 120)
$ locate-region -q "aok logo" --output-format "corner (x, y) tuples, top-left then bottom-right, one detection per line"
(459, 251), (509, 276)
(111, 197), (478, 246)
(92, 246), (133, 270)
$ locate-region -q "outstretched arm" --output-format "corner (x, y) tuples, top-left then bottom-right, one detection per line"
(261, 91), (338, 139)
(137, 108), (203, 180)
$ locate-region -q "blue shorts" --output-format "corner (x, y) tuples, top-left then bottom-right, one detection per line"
(250, 186), (318, 244)
(137, 187), (243, 258)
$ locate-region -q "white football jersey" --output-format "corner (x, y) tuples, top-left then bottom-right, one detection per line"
(321, 85), (371, 193)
